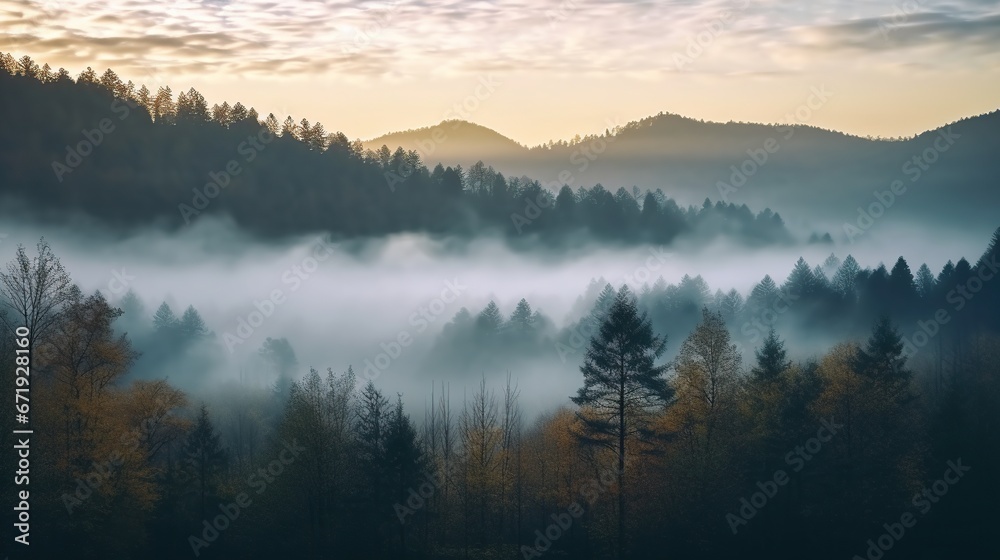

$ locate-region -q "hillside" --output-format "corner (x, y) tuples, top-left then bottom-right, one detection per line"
(365, 110), (1000, 237)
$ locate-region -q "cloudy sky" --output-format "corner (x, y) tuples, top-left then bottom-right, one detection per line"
(2, 0), (998, 145)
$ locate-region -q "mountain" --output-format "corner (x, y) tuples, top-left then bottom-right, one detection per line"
(365, 110), (1000, 237)
(0, 64), (795, 249)
(365, 120), (528, 164)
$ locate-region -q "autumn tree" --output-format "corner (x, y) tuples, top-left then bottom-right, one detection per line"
(461, 377), (501, 545)
(665, 307), (744, 516)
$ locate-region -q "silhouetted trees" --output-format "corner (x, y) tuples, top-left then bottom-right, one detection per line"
(0, 53), (794, 249)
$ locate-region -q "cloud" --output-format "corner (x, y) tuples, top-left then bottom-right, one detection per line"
(3, 0), (999, 81)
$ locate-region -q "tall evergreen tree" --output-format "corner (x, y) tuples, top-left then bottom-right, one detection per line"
(183, 405), (228, 519)
(784, 257), (817, 299)
(507, 298), (534, 334)
(179, 305), (208, 340)
(747, 274), (779, 312)
(571, 285), (671, 559)
(476, 301), (503, 335)
(152, 302), (180, 334)
(854, 315), (911, 389)
(833, 254), (862, 298)
(888, 256), (918, 305)
(385, 396), (427, 552)
(915, 263), (936, 299)
(752, 328), (791, 383)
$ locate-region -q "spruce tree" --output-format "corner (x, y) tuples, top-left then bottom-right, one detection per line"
(752, 328), (791, 383)
(180, 305), (207, 340)
(571, 285), (670, 558)
(854, 315), (911, 391)
(183, 405), (228, 519)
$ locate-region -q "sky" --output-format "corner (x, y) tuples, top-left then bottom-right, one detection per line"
(1, 0), (999, 146)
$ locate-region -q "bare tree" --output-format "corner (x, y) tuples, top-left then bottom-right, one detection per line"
(0, 238), (73, 353)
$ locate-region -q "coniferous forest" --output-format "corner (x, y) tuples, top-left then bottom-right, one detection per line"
(1, 11), (999, 560)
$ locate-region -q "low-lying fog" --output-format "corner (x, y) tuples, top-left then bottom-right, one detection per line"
(1, 214), (992, 418)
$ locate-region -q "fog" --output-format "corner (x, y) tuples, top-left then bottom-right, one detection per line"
(0, 213), (989, 418)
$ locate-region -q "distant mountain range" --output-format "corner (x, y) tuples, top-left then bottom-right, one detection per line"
(365, 111), (1000, 238)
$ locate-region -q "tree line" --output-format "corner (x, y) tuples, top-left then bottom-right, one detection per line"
(0, 229), (997, 559)
(0, 53), (793, 248)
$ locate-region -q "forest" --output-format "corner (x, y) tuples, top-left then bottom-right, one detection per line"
(0, 226), (997, 560)
(0, 53), (800, 248)
(1, 46), (998, 560)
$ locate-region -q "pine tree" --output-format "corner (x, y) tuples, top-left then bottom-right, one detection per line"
(180, 305), (208, 340)
(588, 283), (617, 325)
(357, 380), (390, 468)
(212, 101), (232, 127)
(748, 275), (779, 312)
(888, 256), (917, 303)
(135, 85), (152, 111)
(751, 328), (791, 382)
(784, 257), (817, 299)
(915, 263), (936, 299)
(183, 405), (228, 519)
(152, 86), (175, 123)
(476, 301), (503, 335)
(264, 113), (280, 136)
(152, 302), (179, 333)
(119, 289), (145, 320)
(833, 254), (862, 298)
(854, 315), (910, 389)
(571, 285), (670, 559)
(823, 253), (841, 275)
(230, 102), (249, 122)
(386, 396), (427, 552)
(507, 299), (534, 334)
(719, 289), (744, 320)
(77, 66), (98, 84)
(281, 116), (299, 139)
(937, 260), (955, 285)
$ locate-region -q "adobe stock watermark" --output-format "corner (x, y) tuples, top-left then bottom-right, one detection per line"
(394, 451), (460, 523)
(520, 465), (622, 559)
(726, 417), (842, 534)
(877, 0), (922, 41)
(178, 126), (275, 224)
(385, 75), (501, 191)
(672, 0), (752, 70)
(104, 267), (135, 297)
(546, 0), (580, 26)
(340, 0), (403, 54)
(511, 117), (623, 233)
(223, 237), (337, 353)
(733, 285), (801, 355)
(51, 97), (138, 182)
(188, 440), (305, 556)
(851, 459), (970, 560)
(555, 246), (671, 363)
(901, 253), (998, 359)
(843, 127), (959, 243)
(62, 394), (181, 515)
(362, 278), (467, 380)
(717, 85), (834, 202)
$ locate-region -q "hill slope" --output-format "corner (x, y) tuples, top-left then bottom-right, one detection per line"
(365, 111), (1000, 238)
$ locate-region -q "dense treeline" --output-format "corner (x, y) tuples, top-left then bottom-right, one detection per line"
(1, 229), (997, 559)
(428, 229), (1000, 381)
(0, 53), (793, 247)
